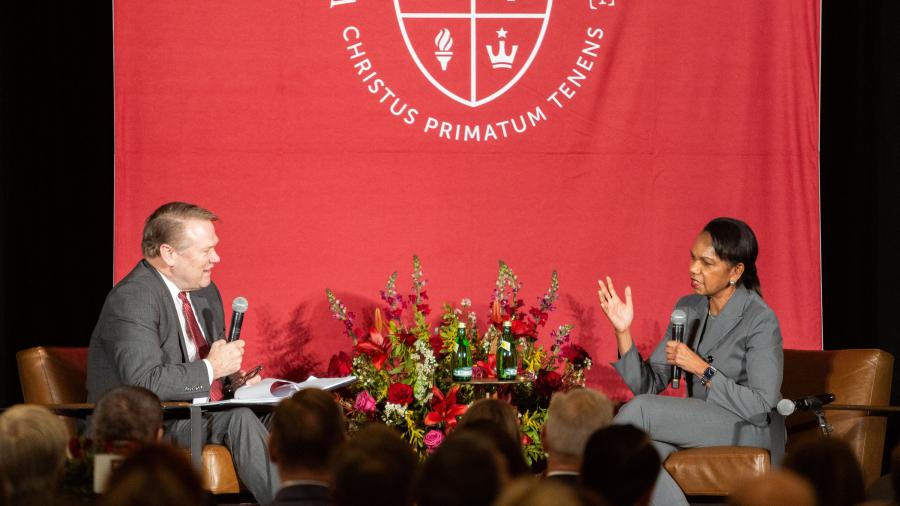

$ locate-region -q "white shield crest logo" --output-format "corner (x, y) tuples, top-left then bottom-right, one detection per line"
(394, 0), (553, 108)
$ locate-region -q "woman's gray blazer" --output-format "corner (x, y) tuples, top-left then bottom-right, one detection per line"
(612, 285), (787, 463)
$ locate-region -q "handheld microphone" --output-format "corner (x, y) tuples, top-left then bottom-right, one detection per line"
(776, 393), (836, 416)
(670, 309), (687, 388)
(227, 297), (248, 342)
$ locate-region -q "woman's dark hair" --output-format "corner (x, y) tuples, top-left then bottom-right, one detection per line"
(416, 432), (503, 506)
(783, 438), (865, 506)
(332, 424), (418, 506)
(452, 419), (530, 478)
(703, 217), (762, 297)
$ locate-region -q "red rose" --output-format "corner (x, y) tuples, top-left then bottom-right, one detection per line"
(535, 370), (563, 397)
(327, 351), (353, 377)
(388, 383), (414, 406)
(560, 344), (590, 367)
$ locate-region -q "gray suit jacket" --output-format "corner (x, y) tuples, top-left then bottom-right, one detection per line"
(87, 260), (225, 402)
(613, 285), (786, 457)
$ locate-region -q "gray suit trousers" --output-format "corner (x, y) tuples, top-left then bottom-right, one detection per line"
(167, 408), (278, 504)
(614, 394), (774, 506)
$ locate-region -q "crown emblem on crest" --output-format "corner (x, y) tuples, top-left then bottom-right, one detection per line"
(486, 28), (518, 69)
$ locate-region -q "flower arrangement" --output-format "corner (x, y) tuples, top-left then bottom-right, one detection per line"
(62, 437), (140, 503)
(326, 256), (592, 466)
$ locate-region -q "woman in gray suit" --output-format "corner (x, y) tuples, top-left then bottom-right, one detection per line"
(596, 217), (784, 506)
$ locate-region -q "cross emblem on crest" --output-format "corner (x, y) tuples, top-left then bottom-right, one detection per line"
(394, 0), (553, 108)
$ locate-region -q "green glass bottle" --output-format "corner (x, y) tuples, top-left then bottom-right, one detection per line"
(452, 322), (472, 381)
(497, 320), (518, 380)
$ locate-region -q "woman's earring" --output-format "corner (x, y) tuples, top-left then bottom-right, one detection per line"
(729, 280), (736, 286)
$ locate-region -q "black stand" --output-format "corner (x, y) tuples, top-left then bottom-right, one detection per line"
(813, 408), (833, 437)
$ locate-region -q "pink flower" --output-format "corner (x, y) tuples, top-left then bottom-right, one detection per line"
(424, 430), (445, 453)
(354, 391), (377, 416)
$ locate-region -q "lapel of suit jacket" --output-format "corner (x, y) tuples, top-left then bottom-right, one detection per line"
(697, 285), (748, 357)
(141, 260), (191, 361)
(685, 296), (710, 350)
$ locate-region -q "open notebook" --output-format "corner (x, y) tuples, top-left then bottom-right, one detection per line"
(198, 376), (357, 406)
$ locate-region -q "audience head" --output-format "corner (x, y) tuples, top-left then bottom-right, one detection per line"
(0, 404), (69, 502)
(458, 398), (520, 445)
(494, 476), (600, 506)
(332, 424), (418, 506)
(453, 419), (530, 478)
(783, 437), (865, 506)
(417, 430), (506, 506)
(581, 424), (660, 506)
(892, 444), (900, 503)
(544, 388), (613, 464)
(99, 444), (208, 506)
(728, 469), (815, 506)
(269, 388), (346, 479)
(92, 386), (164, 446)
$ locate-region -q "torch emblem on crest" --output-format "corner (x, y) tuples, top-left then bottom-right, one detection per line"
(434, 28), (454, 71)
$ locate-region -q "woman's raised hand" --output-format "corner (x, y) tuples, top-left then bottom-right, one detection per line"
(597, 276), (633, 334)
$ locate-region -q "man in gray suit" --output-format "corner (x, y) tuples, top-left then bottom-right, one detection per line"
(87, 202), (277, 503)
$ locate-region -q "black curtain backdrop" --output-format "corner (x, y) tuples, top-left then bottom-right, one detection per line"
(820, 0), (900, 469)
(1, 0), (899, 468)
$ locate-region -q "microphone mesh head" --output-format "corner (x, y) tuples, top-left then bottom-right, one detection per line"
(776, 398), (795, 416)
(670, 309), (687, 325)
(232, 297), (249, 313)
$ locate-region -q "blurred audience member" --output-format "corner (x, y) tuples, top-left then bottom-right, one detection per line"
(268, 388), (347, 506)
(581, 424), (660, 506)
(417, 431), (506, 506)
(784, 437), (865, 506)
(729, 469), (815, 506)
(494, 476), (608, 506)
(332, 424), (418, 506)
(454, 419), (530, 478)
(459, 398), (520, 444)
(92, 386), (164, 448)
(0, 404), (70, 505)
(99, 444), (209, 506)
(894, 444), (900, 504)
(542, 388), (613, 486)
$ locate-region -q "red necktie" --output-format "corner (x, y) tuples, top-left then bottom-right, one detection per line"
(179, 291), (222, 400)
(178, 291), (210, 359)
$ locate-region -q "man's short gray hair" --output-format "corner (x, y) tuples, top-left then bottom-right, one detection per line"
(544, 388), (613, 458)
(0, 404), (69, 498)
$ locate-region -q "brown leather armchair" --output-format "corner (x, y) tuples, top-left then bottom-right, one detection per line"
(664, 348), (894, 497)
(16, 346), (242, 495)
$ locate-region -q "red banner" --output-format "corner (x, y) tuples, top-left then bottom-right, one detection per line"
(114, 0), (820, 399)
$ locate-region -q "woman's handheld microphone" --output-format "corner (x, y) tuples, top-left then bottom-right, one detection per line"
(671, 310), (687, 388)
